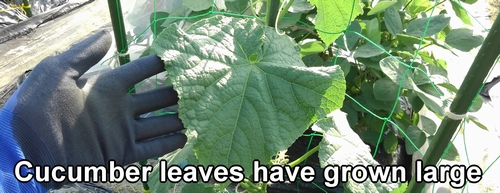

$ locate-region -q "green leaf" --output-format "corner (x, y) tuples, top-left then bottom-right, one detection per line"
(384, 131), (399, 154)
(390, 182), (408, 193)
(459, 0), (477, 5)
(150, 12), (170, 34)
(419, 115), (436, 135)
(467, 115), (488, 131)
(313, 110), (400, 192)
(406, 14), (451, 37)
(379, 56), (413, 89)
(360, 129), (381, 145)
(397, 34), (431, 46)
(468, 95), (483, 112)
(406, 0), (433, 15)
(361, 82), (395, 111)
(445, 28), (484, 52)
(443, 143), (461, 161)
(366, 18), (381, 44)
(302, 54), (325, 67)
(160, 6), (191, 28)
(278, 13), (301, 29)
(404, 125), (426, 154)
(335, 20), (362, 50)
(226, 0), (249, 13)
(183, 0), (213, 11)
(408, 92), (424, 112)
(384, 6), (403, 37)
(300, 41), (326, 57)
(414, 90), (445, 117)
(152, 16), (346, 177)
(368, 0), (397, 15)
(148, 131), (199, 192)
(289, 0), (315, 13)
(373, 78), (400, 101)
(309, 0), (363, 46)
(325, 57), (351, 77)
(353, 43), (385, 58)
(450, 0), (472, 25)
(181, 183), (216, 193)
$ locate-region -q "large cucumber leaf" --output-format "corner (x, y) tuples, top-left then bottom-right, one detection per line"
(152, 15), (346, 176)
(312, 110), (400, 192)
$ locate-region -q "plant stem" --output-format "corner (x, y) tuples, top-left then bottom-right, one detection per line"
(289, 145), (320, 167)
(278, 0), (294, 21)
(239, 179), (266, 193)
(406, 12), (500, 193)
(266, 0), (281, 27)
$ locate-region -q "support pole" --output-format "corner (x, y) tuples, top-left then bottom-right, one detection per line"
(107, 0), (130, 66)
(22, 0), (33, 17)
(407, 12), (500, 193)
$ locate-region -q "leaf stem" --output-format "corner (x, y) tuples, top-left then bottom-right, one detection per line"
(289, 145), (320, 167)
(239, 179), (266, 193)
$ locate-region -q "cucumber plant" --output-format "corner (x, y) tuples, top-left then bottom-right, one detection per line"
(135, 0), (486, 192)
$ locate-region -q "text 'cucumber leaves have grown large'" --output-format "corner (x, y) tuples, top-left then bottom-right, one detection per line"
(150, 15), (346, 187)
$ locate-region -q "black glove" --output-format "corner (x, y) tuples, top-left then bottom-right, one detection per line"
(5, 31), (187, 189)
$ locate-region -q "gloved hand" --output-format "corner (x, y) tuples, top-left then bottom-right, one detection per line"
(3, 31), (187, 189)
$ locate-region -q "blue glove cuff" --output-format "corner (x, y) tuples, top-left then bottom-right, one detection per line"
(0, 108), (47, 192)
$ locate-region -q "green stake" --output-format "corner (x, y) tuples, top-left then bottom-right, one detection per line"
(406, 13), (500, 193)
(107, 0), (130, 65)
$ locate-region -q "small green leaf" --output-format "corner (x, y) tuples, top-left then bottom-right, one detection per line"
(226, 0), (249, 13)
(181, 183), (215, 193)
(419, 115), (436, 135)
(460, 0), (478, 5)
(415, 90), (445, 117)
(183, 0), (212, 11)
(353, 43), (385, 58)
(309, 0), (363, 46)
(148, 131), (199, 192)
(368, 0), (397, 15)
(335, 20), (362, 50)
(313, 110), (400, 192)
(325, 57), (351, 77)
(361, 82), (395, 111)
(408, 92), (424, 112)
(406, 14), (451, 37)
(366, 18), (381, 44)
(406, 0), (433, 15)
(150, 12), (170, 34)
(278, 13), (301, 28)
(450, 0), (472, 25)
(468, 95), (483, 112)
(373, 78), (399, 101)
(390, 182), (408, 193)
(384, 131), (399, 154)
(384, 6), (403, 36)
(405, 125), (426, 154)
(397, 34), (431, 46)
(379, 56), (414, 89)
(288, 0), (315, 13)
(302, 54), (325, 67)
(360, 130), (381, 145)
(300, 41), (326, 57)
(445, 28), (484, 52)
(443, 143), (461, 161)
(467, 115), (488, 131)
